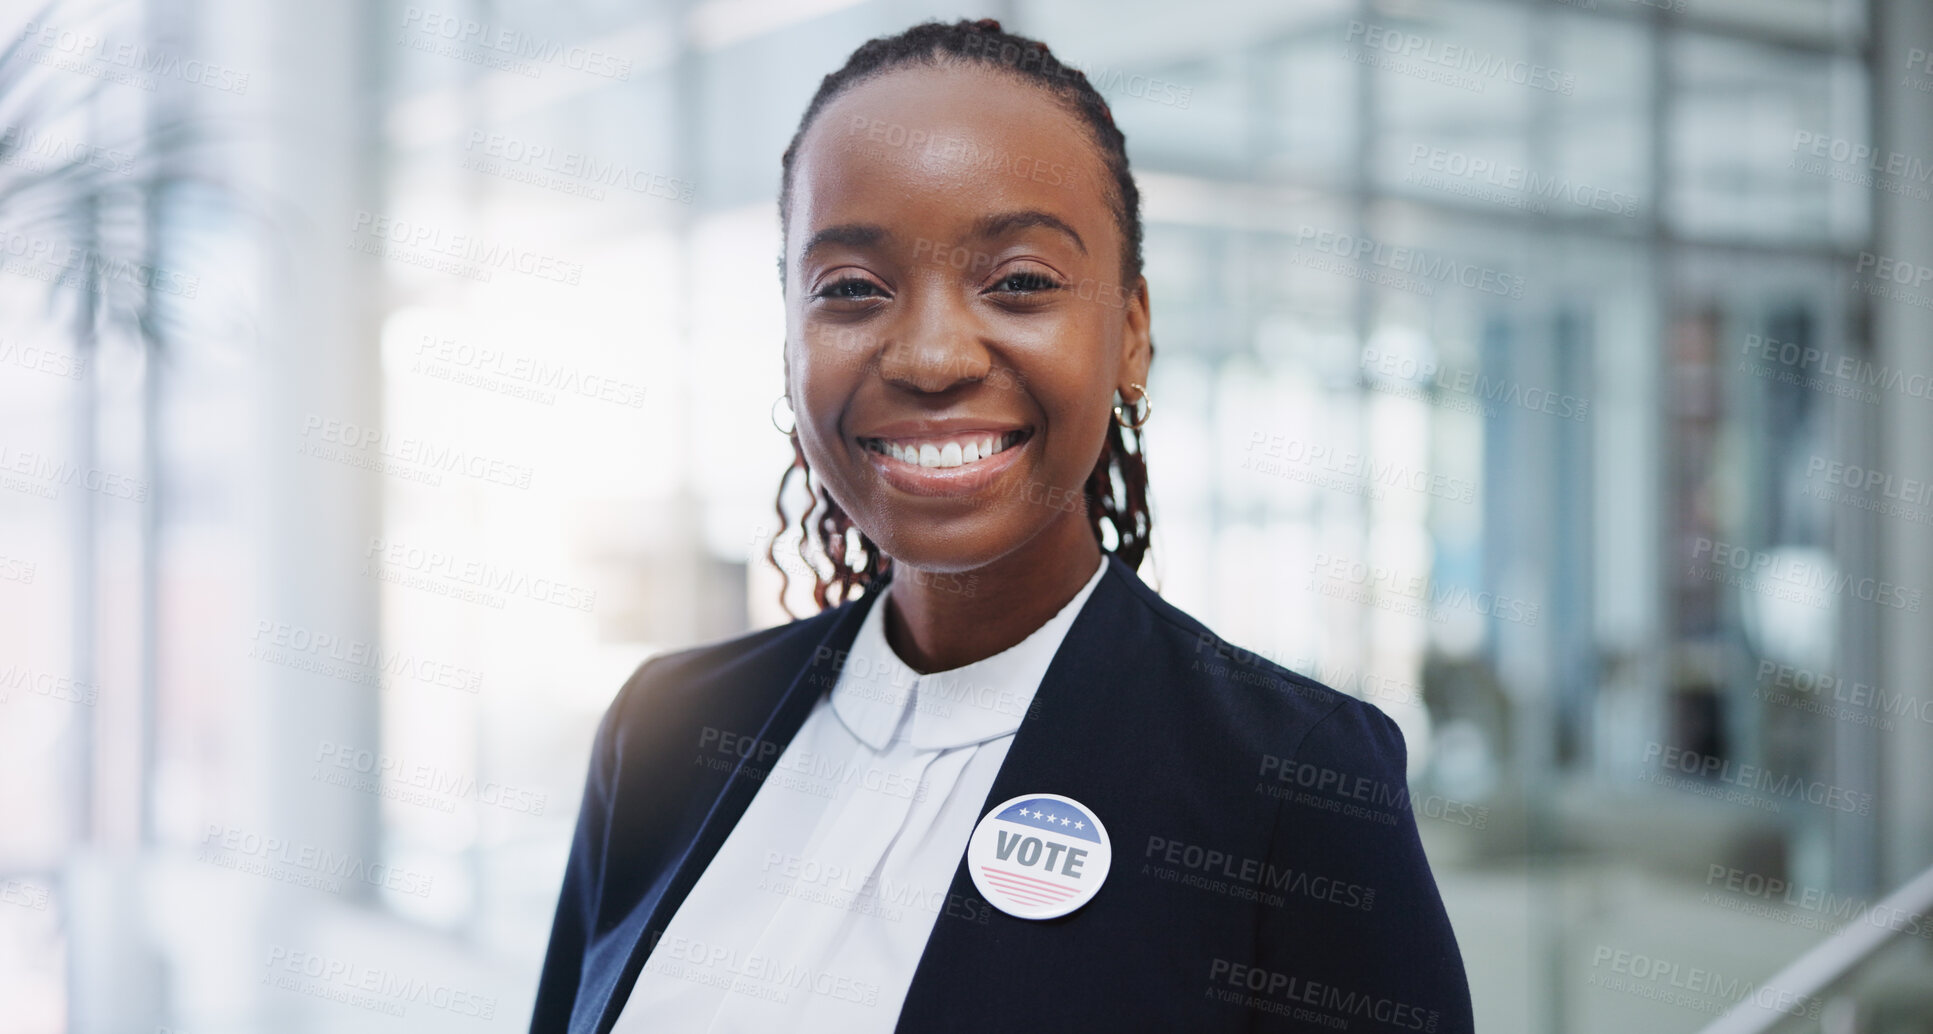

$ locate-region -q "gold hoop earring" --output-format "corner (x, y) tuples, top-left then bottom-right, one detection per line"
(1113, 382), (1152, 430)
(771, 394), (796, 436)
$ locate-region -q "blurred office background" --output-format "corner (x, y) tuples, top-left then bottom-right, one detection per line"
(3, 0), (1932, 1030)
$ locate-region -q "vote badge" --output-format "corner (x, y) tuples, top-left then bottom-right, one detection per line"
(966, 793), (1111, 920)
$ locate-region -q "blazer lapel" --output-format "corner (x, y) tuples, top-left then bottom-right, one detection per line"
(893, 555), (1151, 1027)
(588, 589), (881, 1034)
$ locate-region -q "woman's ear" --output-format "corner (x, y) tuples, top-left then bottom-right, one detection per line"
(1117, 275), (1152, 392)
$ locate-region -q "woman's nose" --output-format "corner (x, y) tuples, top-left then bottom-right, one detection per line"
(875, 290), (991, 393)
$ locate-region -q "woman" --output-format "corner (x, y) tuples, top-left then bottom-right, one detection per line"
(532, 19), (1473, 1034)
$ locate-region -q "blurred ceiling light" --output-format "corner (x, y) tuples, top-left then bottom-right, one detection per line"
(1738, 545), (1838, 675)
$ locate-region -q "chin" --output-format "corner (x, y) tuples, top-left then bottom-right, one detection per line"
(868, 523), (1019, 579)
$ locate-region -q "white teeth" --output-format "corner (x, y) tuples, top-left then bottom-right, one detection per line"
(869, 431), (1025, 468)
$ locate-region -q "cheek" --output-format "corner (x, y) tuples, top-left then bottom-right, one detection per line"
(792, 417), (867, 521)
(798, 318), (881, 361)
(792, 388), (845, 472)
(1053, 400), (1115, 481)
(787, 355), (870, 499)
(789, 336), (852, 422)
(1021, 342), (1119, 472)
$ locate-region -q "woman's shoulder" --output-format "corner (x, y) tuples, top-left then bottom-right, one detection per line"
(634, 599), (855, 683)
(601, 595), (868, 731)
(1104, 557), (1406, 771)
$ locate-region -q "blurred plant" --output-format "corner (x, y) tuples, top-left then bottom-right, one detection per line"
(0, 0), (242, 355)
(0, 0), (257, 846)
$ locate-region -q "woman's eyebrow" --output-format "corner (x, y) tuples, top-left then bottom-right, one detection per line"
(799, 212), (1086, 264)
(970, 210), (1086, 255)
(801, 223), (889, 264)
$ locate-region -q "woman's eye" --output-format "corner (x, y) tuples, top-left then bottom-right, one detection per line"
(814, 277), (885, 300)
(991, 270), (1063, 294)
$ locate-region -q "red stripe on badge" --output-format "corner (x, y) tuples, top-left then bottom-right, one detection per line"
(981, 866), (1076, 899)
(985, 866), (1079, 894)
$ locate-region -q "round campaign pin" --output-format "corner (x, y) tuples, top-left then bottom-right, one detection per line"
(966, 793), (1111, 920)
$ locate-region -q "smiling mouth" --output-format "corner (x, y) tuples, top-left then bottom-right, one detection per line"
(860, 429), (1032, 469)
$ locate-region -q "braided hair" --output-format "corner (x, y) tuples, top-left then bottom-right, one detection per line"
(769, 18), (1154, 616)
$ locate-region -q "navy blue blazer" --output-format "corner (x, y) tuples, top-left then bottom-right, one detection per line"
(531, 554), (1474, 1033)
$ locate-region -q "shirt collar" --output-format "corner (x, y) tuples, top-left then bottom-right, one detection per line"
(830, 554), (1108, 752)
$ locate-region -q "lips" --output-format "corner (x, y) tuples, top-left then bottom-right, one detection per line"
(853, 424), (1036, 497)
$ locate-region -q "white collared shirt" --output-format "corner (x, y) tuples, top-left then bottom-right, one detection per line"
(611, 554), (1108, 1033)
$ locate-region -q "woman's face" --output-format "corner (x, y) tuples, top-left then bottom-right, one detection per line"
(783, 63), (1150, 575)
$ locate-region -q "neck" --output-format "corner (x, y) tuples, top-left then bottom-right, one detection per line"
(881, 513), (1104, 674)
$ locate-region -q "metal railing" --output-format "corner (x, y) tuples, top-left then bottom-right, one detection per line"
(1699, 864), (1933, 1034)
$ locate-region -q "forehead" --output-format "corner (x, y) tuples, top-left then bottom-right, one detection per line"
(788, 62), (1115, 252)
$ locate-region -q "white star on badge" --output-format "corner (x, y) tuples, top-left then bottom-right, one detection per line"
(1074, 821), (1085, 829)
